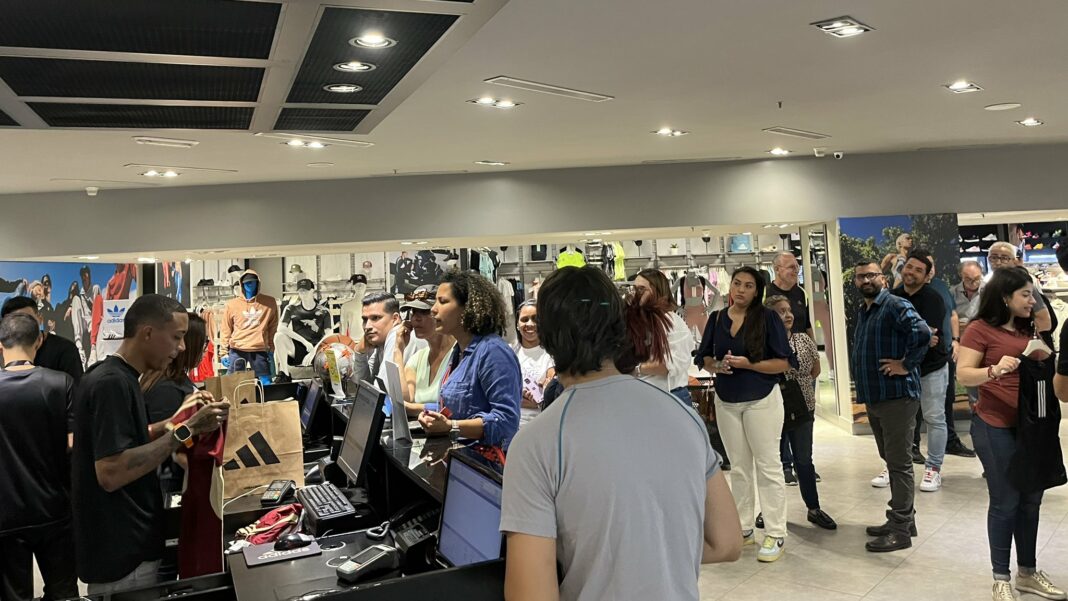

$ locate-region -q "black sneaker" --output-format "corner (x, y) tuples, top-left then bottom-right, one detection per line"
(912, 446), (926, 465)
(784, 470), (798, 487)
(755, 513), (764, 529)
(815, 472), (822, 482)
(866, 521), (918, 537)
(945, 440), (977, 457)
(807, 509), (837, 530)
(272, 373), (293, 384)
(866, 532), (912, 553)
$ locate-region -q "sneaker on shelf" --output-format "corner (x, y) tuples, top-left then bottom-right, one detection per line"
(784, 470), (798, 486)
(982, 233), (999, 241)
(912, 447), (926, 465)
(871, 469), (890, 488)
(966, 245), (982, 253)
(742, 529), (755, 546)
(755, 513), (764, 529)
(1016, 570), (1067, 600)
(757, 536), (785, 563)
(920, 467), (942, 492)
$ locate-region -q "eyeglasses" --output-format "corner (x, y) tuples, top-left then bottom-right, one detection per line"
(988, 254), (1016, 263)
(854, 273), (882, 282)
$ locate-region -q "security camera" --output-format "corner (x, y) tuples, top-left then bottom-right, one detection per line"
(832, 151), (844, 160)
(85, 186), (99, 197)
(813, 147), (827, 158)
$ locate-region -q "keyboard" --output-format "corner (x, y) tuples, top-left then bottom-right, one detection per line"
(297, 482), (356, 535)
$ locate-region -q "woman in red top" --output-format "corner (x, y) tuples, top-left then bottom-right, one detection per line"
(958, 267), (1064, 601)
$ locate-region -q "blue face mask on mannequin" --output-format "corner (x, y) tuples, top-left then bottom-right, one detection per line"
(242, 279), (259, 300)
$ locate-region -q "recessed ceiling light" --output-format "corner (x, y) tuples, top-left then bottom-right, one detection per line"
(466, 97), (522, 109)
(287, 139), (304, 147)
(350, 33), (396, 48)
(323, 84), (361, 93)
(137, 257), (156, 263)
(125, 163), (237, 174)
(162, 170), (178, 178)
(945, 80), (983, 93)
(400, 241), (414, 246)
(811, 16), (874, 38)
(184, 258), (192, 264)
(132, 136), (199, 149)
(474, 160), (510, 166)
(306, 141), (325, 149)
(333, 61), (376, 73)
(583, 232), (597, 236)
(141, 169), (180, 178)
(306, 162), (334, 168)
(985, 103), (1022, 111)
(77, 255), (99, 260)
(653, 127), (689, 137)
(768, 148), (791, 156)
(1017, 117), (1044, 127)
(414, 241), (428, 245)
(255, 133), (373, 149)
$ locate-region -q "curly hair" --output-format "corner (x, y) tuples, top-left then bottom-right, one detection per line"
(440, 270), (508, 337)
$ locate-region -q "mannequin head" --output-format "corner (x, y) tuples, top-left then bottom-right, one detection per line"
(296, 279), (316, 309)
(240, 272), (260, 300)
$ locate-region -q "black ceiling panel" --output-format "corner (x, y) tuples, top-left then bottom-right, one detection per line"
(0, 109), (16, 126)
(29, 103), (253, 129)
(274, 108), (370, 131)
(0, 58), (264, 102)
(286, 8), (458, 105)
(0, 0), (280, 59)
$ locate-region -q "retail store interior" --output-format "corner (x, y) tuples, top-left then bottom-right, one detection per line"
(2, 1), (1068, 601)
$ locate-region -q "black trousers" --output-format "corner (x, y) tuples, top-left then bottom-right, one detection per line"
(868, 398), (918, 535)
(0, 521), (78, 601)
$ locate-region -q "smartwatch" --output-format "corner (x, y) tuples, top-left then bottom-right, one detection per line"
(172, 422), (194, 448)
(449, 420), (460, 443)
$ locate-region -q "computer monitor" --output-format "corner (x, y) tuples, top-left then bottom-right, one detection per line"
(436, 453), (505, 567)
(382, 360), (411, 443)
(336, 381), (387, 485)
(300, 381), (322, 431)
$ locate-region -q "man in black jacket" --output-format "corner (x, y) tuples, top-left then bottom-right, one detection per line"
(0, 313), (79, 601)
(1, 295), (83, 384)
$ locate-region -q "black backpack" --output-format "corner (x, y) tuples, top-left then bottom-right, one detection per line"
(1010, 355), (1067, 493)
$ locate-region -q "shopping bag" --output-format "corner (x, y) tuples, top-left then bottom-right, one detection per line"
(218, 379), (305, 498)
(204, 370), (261, 407)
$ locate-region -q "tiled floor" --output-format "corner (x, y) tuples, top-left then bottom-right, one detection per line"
(700, 417), (1068, 601)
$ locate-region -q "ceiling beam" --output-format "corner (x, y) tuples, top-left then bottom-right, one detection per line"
(0, 46), (271, 68)
(0, 76), (45, 127)
(250, 2), (322, 132)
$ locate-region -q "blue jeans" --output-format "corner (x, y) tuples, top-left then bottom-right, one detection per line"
(971, 415), (1042, 578)
(670, 387), (691, 404)
(919, 364), (948, 469)
(228, 349), (272, 380)
(783, 419), (819, 509)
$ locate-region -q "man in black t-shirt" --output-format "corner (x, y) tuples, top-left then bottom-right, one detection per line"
(72, 295), (230, 594)
(891, 252), (949, 493)
(767, 251), (813, 337)
(0, 313), (78, 601)
(1, 295), (83, 384)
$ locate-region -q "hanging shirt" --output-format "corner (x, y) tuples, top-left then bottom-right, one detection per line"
(529, 245), (549, 262)
(612, 242), (626, 281)
(172, 402), (227, 578)
(556, 249), (586, 269)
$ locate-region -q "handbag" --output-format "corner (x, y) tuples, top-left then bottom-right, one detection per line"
(780, 376), (813, 432)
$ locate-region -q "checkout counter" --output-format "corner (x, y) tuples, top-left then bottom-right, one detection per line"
(90, 381), (507, 601)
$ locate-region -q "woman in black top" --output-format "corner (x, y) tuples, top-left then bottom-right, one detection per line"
(694, 266), (794, 562)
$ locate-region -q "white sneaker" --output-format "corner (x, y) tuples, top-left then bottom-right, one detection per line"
(757, 536), (785, 562)
(982, 233), (999, 241)
(920, 468), (942, 492)
(871, 469), (890, 488)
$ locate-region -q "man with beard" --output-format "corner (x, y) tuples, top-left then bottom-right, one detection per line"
(890, 252), (949, 493)
(850, 261), (930, 553)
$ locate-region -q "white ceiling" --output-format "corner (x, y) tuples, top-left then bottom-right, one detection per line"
(2, 0), (1067, 194)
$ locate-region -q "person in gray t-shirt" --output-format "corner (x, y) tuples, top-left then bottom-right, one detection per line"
(500, 267), (741, 601)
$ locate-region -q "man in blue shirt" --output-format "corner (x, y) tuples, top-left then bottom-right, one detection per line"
(849, 261), (930, 553)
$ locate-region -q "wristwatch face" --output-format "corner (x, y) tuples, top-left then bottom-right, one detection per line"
(174, 424), (192, 441)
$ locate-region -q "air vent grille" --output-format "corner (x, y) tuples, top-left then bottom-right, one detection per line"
(762, 126), (830, 140)
(485, 76), (613, 102)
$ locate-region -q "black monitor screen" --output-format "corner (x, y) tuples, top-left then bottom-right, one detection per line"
(300, 381), (321, 430)
(336, 382), (386, 484)
(438, 458), (504, 567)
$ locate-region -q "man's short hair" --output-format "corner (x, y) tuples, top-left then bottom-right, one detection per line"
(959, 260), (982, 274)
(772, 251), (798, 268)
(537, 266), (627, 376)
(362, 291), (400, 315)
(988, 241), (1019, 258)
(0, 295), (38, 318)
(0, 313), (40, 349)
(123, 294), (185, 338)
(855, 260), (879, 270)
(79, 265), (91, 278)
(906, 250), (933, 274)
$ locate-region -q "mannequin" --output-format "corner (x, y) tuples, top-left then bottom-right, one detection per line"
(340, 274), (368, 339)
(288, 263), (308, 285)
(221, 269), (279, 381)
(273, 279), (332, 380)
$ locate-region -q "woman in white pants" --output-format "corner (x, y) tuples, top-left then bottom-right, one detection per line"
(695, 266), (795, 562)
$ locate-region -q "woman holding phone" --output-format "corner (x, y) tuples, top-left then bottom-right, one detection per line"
(393, 285), (455, 416)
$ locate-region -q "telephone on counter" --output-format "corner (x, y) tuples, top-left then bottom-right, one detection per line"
(261, 479), (296, 507)
(335, 544), (400, 584)
(364, 502), (440, 572)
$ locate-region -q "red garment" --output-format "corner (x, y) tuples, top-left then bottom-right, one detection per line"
(107, 264), (137, 300)
(90, 294), (103, 345)
(961, 320), (1031, 428)
(190, 343), (215, 383)
(174, 406), (227, 578)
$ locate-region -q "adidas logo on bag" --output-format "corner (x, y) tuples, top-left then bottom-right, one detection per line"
(223, 431), (281, 470)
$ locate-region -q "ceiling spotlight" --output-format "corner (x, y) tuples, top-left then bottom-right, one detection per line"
(768, 148), (791, 156)
(1017, 117), (1044, 127)
(77, 256), (99, 260)
(142, 169), (159, 177)
(984, 103), (1022, 111)
(466, 97), (522, 109)
(400, 241), (414, 246)
(323, 84), (361, 93)
(944, 80), (983, 93)
(351, 33), (396, 48)
(161, 170), (178, 178)
(414, 241), (428, 245)
(474, 160), (510, 166)
(811, 16), (874, 38)
(287, 139), (304, 147)
(306, 141), (325, 149)
(653, 127), (689, 137)
(137, 257), (156, 263)
(333, 61), (376, 73)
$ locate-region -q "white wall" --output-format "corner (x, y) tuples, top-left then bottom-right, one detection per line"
(1, 144), (1066, 260)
